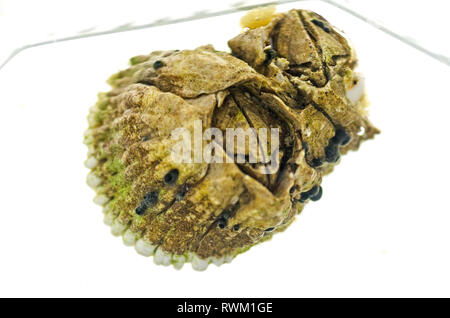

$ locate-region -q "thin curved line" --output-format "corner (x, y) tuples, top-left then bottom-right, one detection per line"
(1, 0), (448, 71)
(0, 0), (300, 71)
(323, 0), (450, 66)
(0, 48), (22, 71)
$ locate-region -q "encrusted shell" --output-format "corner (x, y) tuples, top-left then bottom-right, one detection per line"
(84, 9), (378, 270)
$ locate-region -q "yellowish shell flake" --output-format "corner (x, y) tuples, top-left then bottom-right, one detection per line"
(240, 5), (277, 29)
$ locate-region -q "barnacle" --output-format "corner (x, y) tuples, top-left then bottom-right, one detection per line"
(84, 8), (379, 270)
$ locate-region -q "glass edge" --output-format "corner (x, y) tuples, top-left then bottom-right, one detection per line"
(0, 0), (448, 72)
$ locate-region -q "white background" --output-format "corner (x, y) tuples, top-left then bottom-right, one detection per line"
(0, 0), (449, 297)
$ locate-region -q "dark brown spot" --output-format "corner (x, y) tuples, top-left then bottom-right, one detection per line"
(153, 60), (164, 69)
(310, 186), (322, 201)
(264, 48), (276, 63)
(333, 128), (351, 146)
(311, 19), (331, 33)
(163, 169), (179, 185)
(310, 158), (324, 168)
(299, 186), (320, 203)
(143, 191), (158, 206)
(218, 219), (227, 229)
(325, 143), (340, 163)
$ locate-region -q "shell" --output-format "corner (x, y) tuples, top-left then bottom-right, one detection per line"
(84, 9), (379, 270)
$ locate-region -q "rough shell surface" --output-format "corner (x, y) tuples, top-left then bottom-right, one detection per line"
(84, 9), (379, 270)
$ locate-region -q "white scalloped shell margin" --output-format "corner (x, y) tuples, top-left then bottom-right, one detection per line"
(88, 190), (235, 271)
(104, 209), (235, 271)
